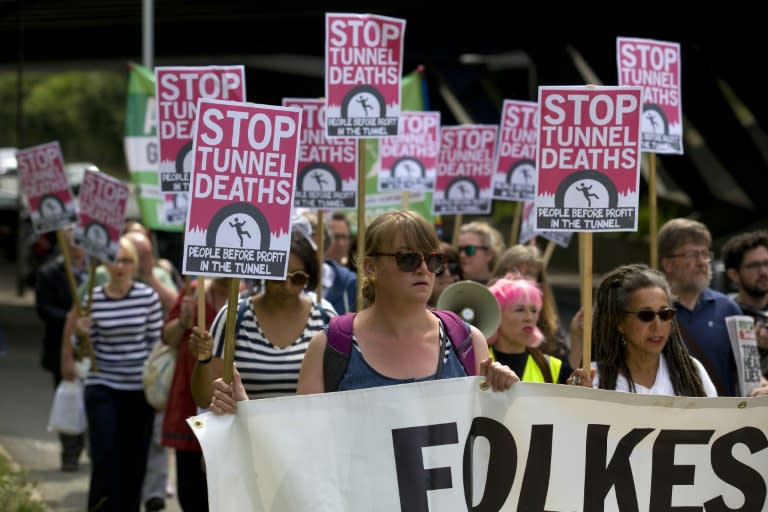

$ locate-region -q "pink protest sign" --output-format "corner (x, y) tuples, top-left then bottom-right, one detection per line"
(325, 13), (405, 138)
(282, 98), (358, 210)
(378, 111), (440, 192)
(492, 100), (538, 201)
(15, 141), (78, 235)
(432, 125), (497, 215)
(182, 99), (302, 280)
(156, 65), (246, 193)
(519, 201), (573, 248)
(73, 170), (129, 263)
(534, 86), (642, 232)
(617, 37), (683, 155)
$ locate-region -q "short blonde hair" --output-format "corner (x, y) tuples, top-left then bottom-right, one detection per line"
(459, 221), (505, 269)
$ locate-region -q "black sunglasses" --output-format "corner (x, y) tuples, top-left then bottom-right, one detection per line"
(437, 261), (461, 276)
(624, 307), (676, 322)
(285, 270), (310, 287)
(370, 251), (445, 273)
(458, 245), (488, 256)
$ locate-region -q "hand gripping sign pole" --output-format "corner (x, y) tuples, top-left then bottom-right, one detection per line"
(55, 228), (98, 372)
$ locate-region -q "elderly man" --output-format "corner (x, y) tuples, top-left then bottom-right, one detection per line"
(658, 218), (742, 396)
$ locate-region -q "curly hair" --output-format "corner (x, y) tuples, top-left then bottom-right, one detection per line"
(593, 264), (707, 396)
(721, 230), (768, 270)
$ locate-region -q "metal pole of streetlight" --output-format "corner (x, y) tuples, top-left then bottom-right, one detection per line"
(142, 0), (154, 70)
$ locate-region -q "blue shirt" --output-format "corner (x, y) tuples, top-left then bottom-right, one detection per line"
(674, 288), (741, 396)
(337, 322), (467, 391)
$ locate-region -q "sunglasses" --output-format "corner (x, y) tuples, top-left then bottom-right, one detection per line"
(285, 270), (310, 287)
(370, 251), (445, 273)
(624, 307), (677, 322)
(437, 261), (461, 276)
(458, 245), (489, 256)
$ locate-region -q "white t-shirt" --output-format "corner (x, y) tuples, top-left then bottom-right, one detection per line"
(592, 354), (718, 397)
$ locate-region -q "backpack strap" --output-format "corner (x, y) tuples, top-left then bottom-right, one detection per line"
(323, 312), (356, 392)
(432, 309), (476, 376)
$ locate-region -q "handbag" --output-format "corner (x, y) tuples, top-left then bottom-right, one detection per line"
(47, 380), (87, 434)
(142, 341), (177, 411)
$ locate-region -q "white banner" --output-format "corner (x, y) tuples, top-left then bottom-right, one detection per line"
(189, 378), (768, 511)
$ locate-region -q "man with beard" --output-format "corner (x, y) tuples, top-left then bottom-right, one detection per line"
(658, 218), (741, 396)
(721, 230), (768, 380)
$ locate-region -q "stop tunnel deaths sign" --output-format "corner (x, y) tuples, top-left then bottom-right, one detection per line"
(182, 98), (302, 280)
(534, 86), (642, 232)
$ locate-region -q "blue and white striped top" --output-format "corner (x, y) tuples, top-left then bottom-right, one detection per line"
(85, 282), (163, 390)
(211, 297), (335, 399)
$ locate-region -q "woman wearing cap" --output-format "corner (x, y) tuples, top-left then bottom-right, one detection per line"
(191, 228), (336, 406)
(568, 264), (717, 396)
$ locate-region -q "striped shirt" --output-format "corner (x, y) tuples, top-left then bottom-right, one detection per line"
(85, 282), (163, 390)
(211, 297), (335, 399)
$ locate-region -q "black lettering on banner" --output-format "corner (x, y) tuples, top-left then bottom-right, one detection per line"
(584, 425), (653, 512)
(462, 417), (516, 511)
(705, 427), (768, 511)
(518, 424), (556, 511)
(649, 430), (713, 510)
(391, 423), (458, 512)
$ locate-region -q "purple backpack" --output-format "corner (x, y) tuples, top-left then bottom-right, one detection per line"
(322, 309), (476, 392)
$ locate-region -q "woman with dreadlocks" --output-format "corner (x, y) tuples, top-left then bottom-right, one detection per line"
(567, 264), (717, 396)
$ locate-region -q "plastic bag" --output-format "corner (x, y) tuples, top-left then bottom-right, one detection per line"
(47, 380), (87, 434)
(142, 341), (177, 411)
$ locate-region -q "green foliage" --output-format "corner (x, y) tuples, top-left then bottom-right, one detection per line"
(0, 71), (127, 175)
(0, 451), (47, 512)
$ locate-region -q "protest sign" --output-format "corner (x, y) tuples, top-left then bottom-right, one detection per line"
(534, 86), (642, 232)
(377, 111), (440, 192)
(325, 13), (405, 138)
(282, 98), (358, 210)
(73, 170), (129, 263)
(15, 141), (78, 234)
(519, 201), (573, 248)
(492, 100), (538, 201)
(156, 65), (246, 197)
(725, 315), (763, 396)
(182, 99), (302, 280)
(617, 37), (683, 154)
(433, 125), (497, 216)
(190, 379), (768, 511)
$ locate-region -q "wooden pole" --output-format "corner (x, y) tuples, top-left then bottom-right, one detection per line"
(579, 232), (593, 368)
(356, 139), (366, 311)
(452, 213), (463, 247)
(196, 276), (205, 330)
(541, 240), (556, 269)
(315, 211), (324, 302)
(649, 152), (658, 270)
(56, 228), (98, 371)
(221, 277), (241, 384)
(509, 202), (523, 246)
(400, 191), (410, 210)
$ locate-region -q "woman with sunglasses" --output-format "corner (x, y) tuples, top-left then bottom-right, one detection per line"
(457, 220), (505, 285)
(428, 242), (463, 308)
(191, 228), (335, 407)
(568, 264), (717, 396)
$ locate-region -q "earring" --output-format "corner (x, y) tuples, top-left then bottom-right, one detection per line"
(620, 334), (626, 345)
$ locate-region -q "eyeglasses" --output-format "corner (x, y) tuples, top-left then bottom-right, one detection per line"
(437, 261), (461, 277)
(742, 260), (768, 271)
(624, 307), (677, 322)
(669, 250), (713, 262)
(458, 245), (489, 256)
(370, 251), (445, 273)
(285, 270), (310, 287)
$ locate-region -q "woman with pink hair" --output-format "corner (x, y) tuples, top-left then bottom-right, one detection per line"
(488, 277), (570, 383)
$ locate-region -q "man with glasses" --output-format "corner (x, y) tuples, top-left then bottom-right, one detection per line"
(721, 230), (768, 380)
(658, 218), (742, 396)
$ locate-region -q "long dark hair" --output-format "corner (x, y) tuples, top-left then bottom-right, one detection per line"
(593, 264), (707, 396)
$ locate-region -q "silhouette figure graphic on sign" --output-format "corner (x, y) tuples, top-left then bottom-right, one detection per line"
(576, 182), (600, 207)
(459, 183), (470, 198)
(521, 167), (531, 183)
(229, 217), (252, 247)
(311, 171), (329, 191)
(356, 96), (373, 117)
(646, 112), (660, 132)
